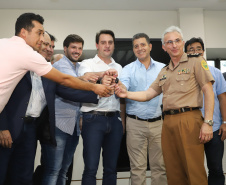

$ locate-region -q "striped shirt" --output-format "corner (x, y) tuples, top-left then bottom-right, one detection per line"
(53, 56), (81, 136)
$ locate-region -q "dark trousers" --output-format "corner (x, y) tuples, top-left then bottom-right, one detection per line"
(0, 120), (37, 185)
(81, 112), (123, 185)
(205, 130), (225, 185)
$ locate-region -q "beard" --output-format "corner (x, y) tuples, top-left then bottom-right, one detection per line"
(68, 55), (79, 63)
(66, 51), (80, 63)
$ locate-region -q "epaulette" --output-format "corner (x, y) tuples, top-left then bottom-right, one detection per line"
(187, 53), (201, 58)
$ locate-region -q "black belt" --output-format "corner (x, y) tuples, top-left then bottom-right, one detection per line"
(86, 111), (119, 117)
(164, 107), (200, 115)
(127, 114), (161, 123)
(23, 116), (38, 122)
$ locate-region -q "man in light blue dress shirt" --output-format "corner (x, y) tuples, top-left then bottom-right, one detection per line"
(120, 33), (167, 185)
(185, 37), (226, 185)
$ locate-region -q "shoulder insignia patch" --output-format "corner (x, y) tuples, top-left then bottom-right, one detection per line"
(160, 74), (167, 81)
(201, 60), (209, 70)
(187, 53), (201, 58)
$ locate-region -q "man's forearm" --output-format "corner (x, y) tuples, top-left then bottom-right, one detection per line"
(43, 67), (96, 92)
(202, 82), (214, 120)
(127, 87), (158, 102)
(60, 75), (97, 91)
(118, 81), (127, 90)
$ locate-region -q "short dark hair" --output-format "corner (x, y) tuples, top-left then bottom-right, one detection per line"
(184, 37), (205, 52)
(15, 13), (44, 36)
(132, 33), (150, 46)
(63, 34), (84, 48)
(96, 30), (115, 44)
(46, 31), (57, 42)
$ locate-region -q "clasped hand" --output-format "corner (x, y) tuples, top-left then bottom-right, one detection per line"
(101, 71), (118, 95)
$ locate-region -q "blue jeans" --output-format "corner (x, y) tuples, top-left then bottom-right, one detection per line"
(81, 112), (123, 185)
(0, 120), (37, 185)
(41, 126), (79, 185)
(204, 129), (225, 185)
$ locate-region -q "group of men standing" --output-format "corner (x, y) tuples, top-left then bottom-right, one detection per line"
(0, 12), (226, 185)
(0, 12), (115, 185)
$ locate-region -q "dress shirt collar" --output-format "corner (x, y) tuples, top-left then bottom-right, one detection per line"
(135, 57), (156, 70)
(93, 54), (116, 65)
(62, 55), (80, 74)
(167, 52), (187, 70)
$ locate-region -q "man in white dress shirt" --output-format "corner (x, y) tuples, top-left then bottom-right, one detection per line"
(79, 30), (124, 185)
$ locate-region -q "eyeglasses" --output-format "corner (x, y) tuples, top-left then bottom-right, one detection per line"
(187, 48), (203, 53)
(164, 38), (183, 46)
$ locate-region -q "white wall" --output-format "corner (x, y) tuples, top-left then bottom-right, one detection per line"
(0, 9), (177, 50)
(1, 9), (225, 51)
(1, 9), (226, 46)
(204, 11), (226, 48)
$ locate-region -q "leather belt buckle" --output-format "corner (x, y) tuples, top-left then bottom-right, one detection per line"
(164, 107), (200, 116)
(181, 107), (185, 113)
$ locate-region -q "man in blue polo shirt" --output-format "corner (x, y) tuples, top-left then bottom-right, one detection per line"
(185, 37), (226, 185)
(120, 33), (167, 185)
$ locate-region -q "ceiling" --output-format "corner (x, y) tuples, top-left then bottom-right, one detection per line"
(1, 0), (226, 11)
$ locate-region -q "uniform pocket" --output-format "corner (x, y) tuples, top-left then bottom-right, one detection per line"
(176, 74), (191, 92)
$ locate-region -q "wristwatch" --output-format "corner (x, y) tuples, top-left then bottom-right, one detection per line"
(204, 120), (214, 126)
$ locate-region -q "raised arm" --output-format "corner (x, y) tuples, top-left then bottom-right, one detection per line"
(56, 84), (99, 104)
(115, 84), (159, 102)
(43, 67), (111, 97)
(79, 69), (118, 84)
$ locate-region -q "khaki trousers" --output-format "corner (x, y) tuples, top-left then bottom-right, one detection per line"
(126, 117), (167, 185)
(161, 110), (207, 185)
